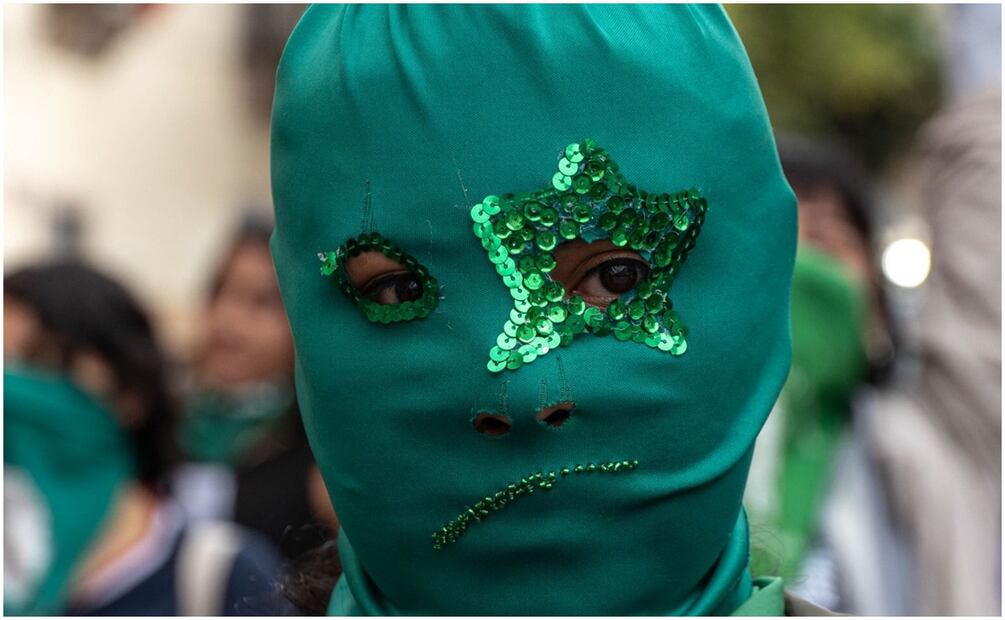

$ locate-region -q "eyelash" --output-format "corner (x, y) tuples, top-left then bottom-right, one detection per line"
(568, 252), (650, 298)
(319, 232), (440, 323)
(360, 271), (429, 307)
(567, 251), (648, 285)
(360, 271), (409, 300)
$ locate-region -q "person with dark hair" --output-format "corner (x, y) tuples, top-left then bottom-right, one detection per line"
(777, 136), (897, 381)
(744, 137), (909, 614)
(173, 212), (336, 562)
(4, 260), (288, 615)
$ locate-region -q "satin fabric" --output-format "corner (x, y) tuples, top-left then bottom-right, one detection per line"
(271, 4), (795, 614)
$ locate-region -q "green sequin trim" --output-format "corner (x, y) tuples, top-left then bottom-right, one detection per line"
(432, 459), (640, 549)
(319, 232), (439, 323)
(471, 140), (707, 372)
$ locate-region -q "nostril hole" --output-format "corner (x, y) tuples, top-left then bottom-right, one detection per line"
(473, 413), (512, 437)
(537, 401), (576, 428)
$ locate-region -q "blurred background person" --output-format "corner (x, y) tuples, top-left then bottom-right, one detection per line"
(172, 212), (337, 561)
(743, 5), (1000, 616)
(746, 139), (909, 615)
(4, 261), (287, 615)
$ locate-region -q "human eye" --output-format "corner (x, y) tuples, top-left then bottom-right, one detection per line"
(548, 239), (650, 310)
(319, 233), (439, 323)
(358, 270), (426, 305)
(571, 254), (650, 308)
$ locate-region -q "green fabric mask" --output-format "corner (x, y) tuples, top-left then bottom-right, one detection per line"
(180, 382), (294, 464)
(271, 4), (795, 615)
(749, 247), (868, 581)
(3, 367), (134, 615)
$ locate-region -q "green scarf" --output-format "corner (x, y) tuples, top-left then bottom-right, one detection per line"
(271, 4), (795, 615)
(4, 367), (134, 615)
(180, 381), (294, 465)
(749, 247), (867, 581)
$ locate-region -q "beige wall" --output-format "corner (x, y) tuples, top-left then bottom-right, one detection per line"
(4, 4), (274, 355)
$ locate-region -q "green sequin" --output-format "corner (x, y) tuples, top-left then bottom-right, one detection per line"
(488, 246), (508, 264)
(557, 158), (578, 176)
(608, 299), (626, 321)
(559, 220), (579, 240)
(470, 203), (490, 223)
(544, 282), (565, 303)
(502, 271), (522, 288)
(470, 140), (708, 372)
(537, 231), (557, 252)
(431, 459), (640, 549)
(318, 233), (439, 323)
(524, 272), (544, 290)
(627, 300), (646, 321)
(536, 254), (557, 272)
(565, 143), (584, 163)
(496, 258), (516, 276)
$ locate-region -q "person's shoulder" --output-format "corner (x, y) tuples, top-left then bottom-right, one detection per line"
(176, 519), (292, 616)
(221, 526), (296, 615)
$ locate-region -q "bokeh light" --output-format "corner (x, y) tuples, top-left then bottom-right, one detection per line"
(881, 238), (931, 288)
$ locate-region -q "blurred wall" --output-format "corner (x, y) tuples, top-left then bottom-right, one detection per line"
(4, 4), (276, 354)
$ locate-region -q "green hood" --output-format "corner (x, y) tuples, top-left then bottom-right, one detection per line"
(271, 4), (795, 615)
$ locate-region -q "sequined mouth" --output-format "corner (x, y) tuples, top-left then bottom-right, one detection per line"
(431, 459), (640, 549)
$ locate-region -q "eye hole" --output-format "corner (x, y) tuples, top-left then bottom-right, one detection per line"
(360, 271), (424, 305)
(550, 240), (650, 310)
(322, 234), (439, 323)
(344, 250), (426, 306)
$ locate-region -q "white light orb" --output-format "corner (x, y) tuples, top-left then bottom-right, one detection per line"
(881, 238), (931, 288)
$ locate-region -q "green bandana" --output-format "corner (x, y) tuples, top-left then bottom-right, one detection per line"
(3, 367), (134, 615)
(180, 382), (294, 465)
(271, 5), (795, 615)
(749, 247), (867, 581)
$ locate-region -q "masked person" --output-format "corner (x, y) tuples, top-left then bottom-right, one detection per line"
(269, 5), (813, 615)
(174, 215), (335, 560)
(4, 261), (288, 615)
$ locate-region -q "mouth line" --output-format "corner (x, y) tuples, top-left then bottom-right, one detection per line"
(432, 458), (640, 549)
